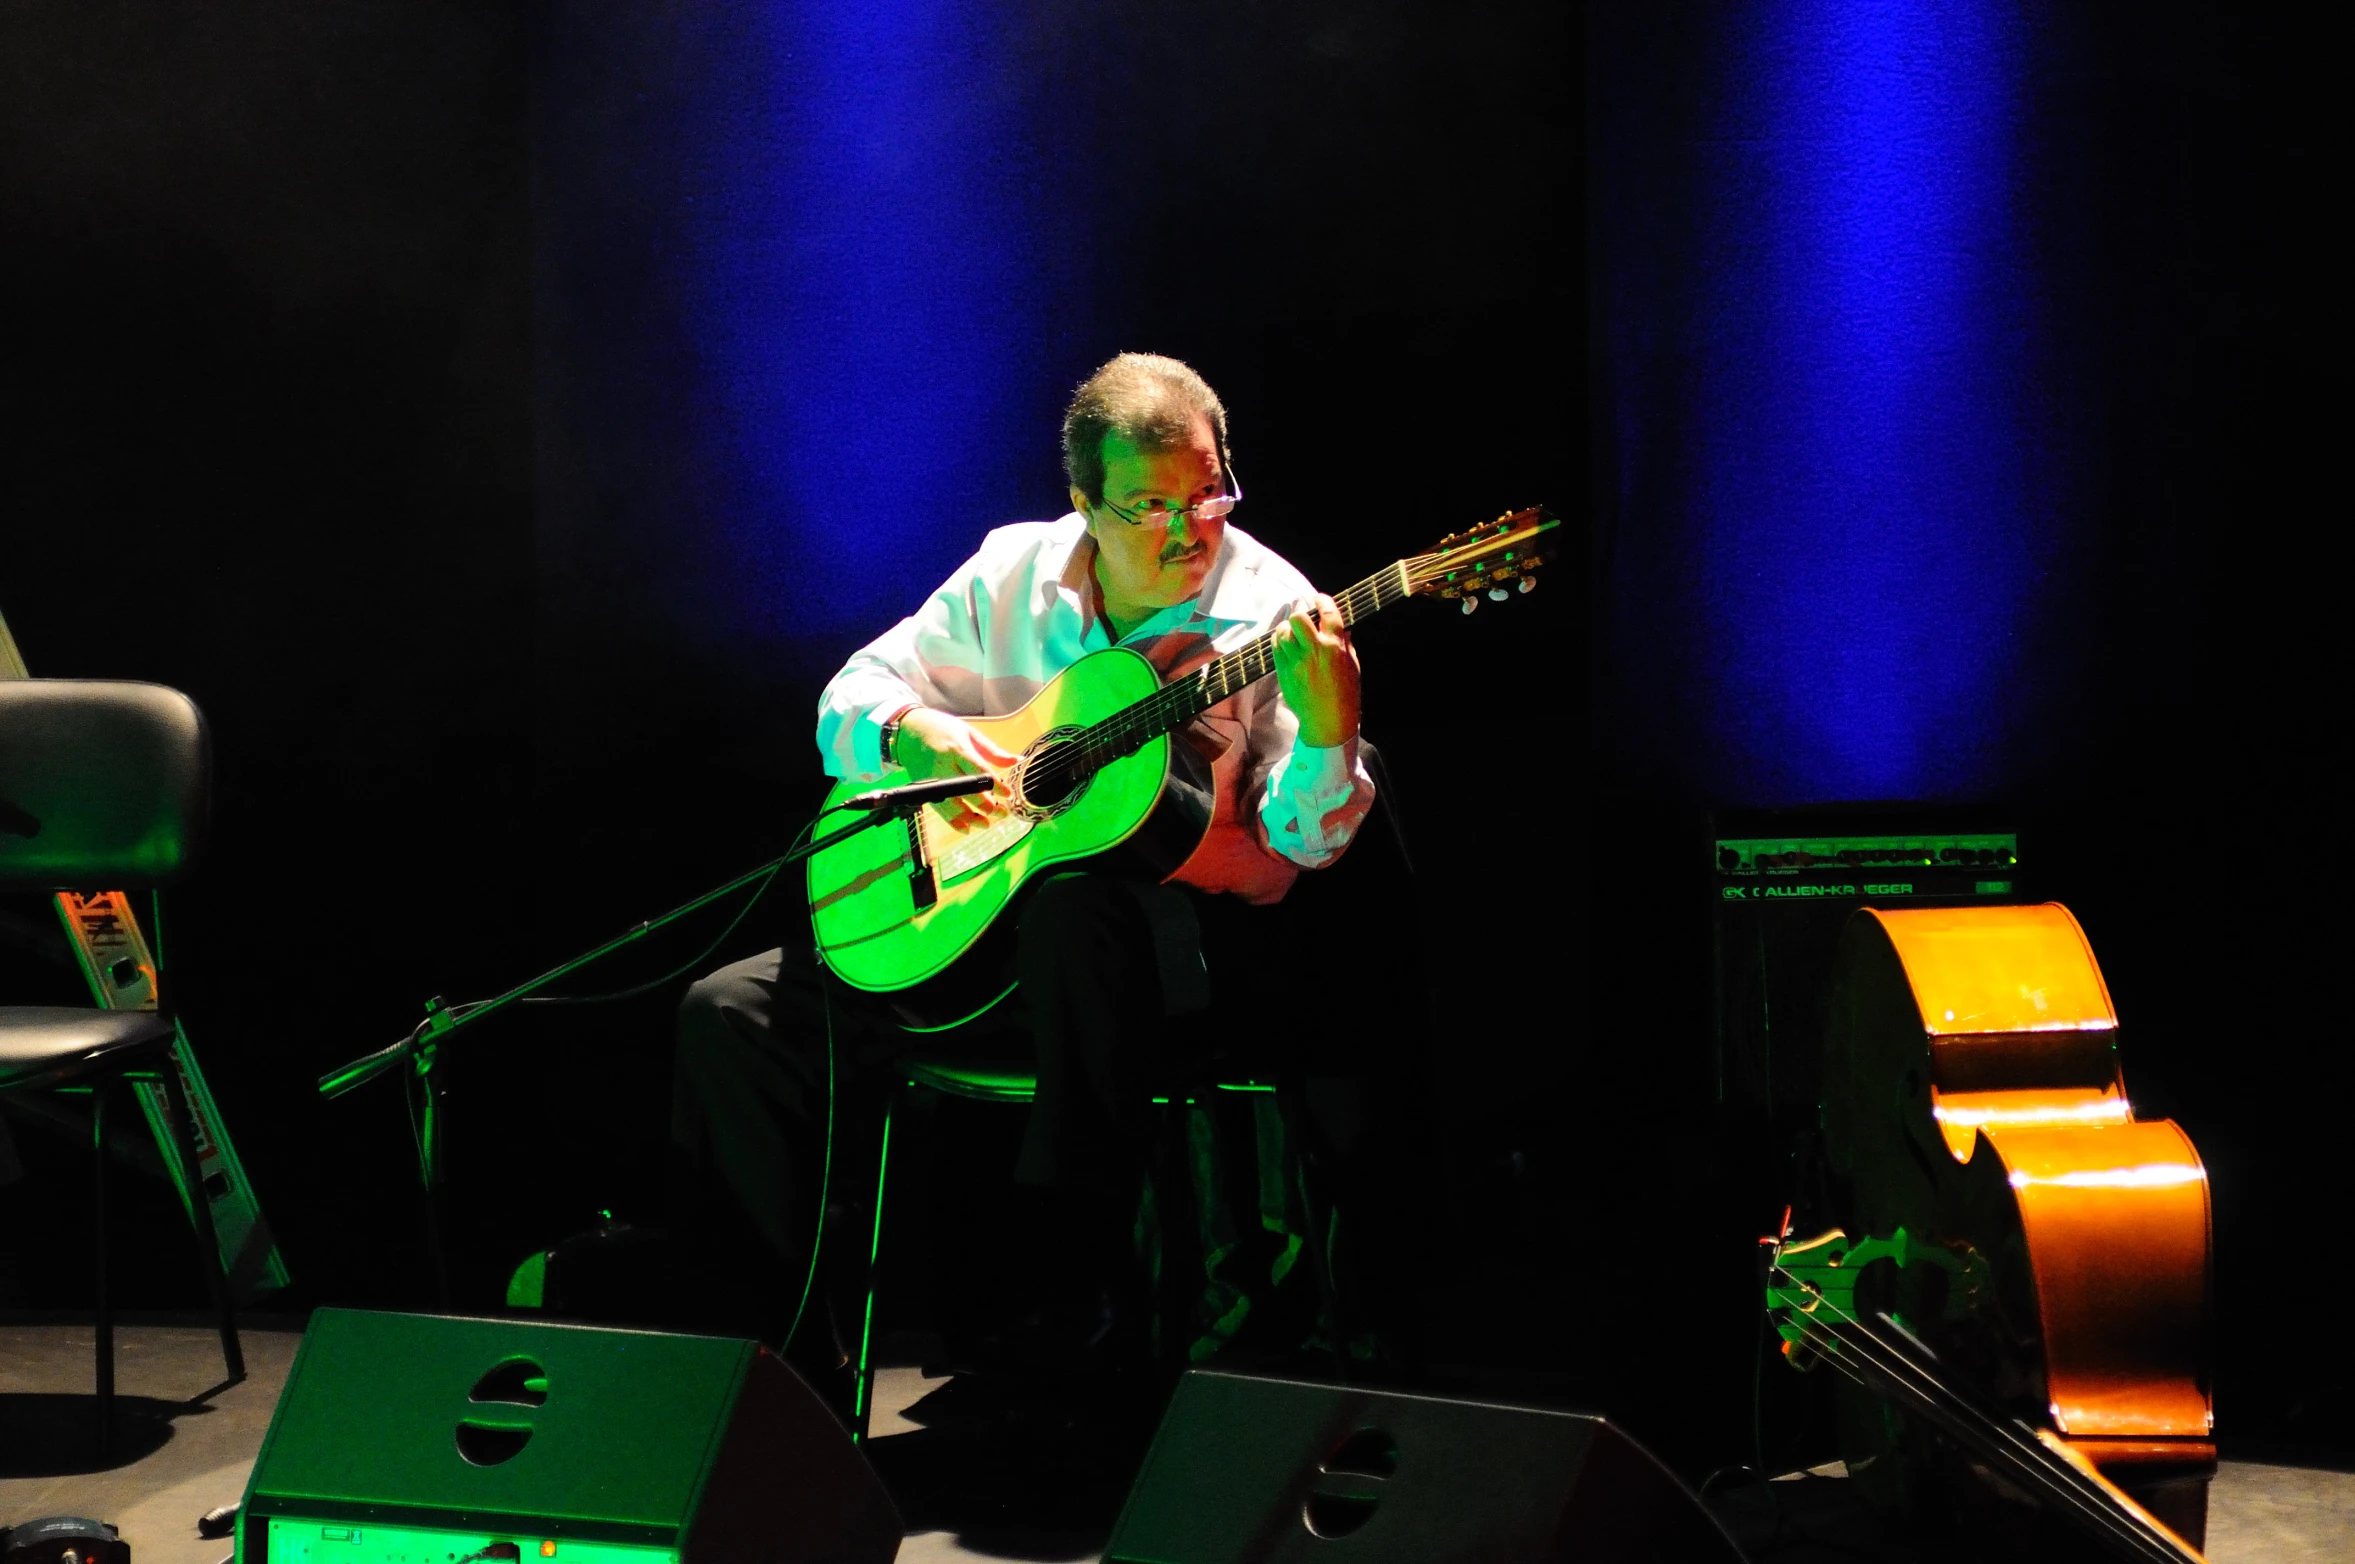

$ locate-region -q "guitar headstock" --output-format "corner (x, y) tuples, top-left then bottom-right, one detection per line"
(1408, 508), (1560, 612)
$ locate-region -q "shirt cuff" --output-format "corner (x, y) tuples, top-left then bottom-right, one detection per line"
(1285, 733), (1357, 800)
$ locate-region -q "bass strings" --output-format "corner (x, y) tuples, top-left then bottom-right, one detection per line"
(1780, 1288), (2184, 1562)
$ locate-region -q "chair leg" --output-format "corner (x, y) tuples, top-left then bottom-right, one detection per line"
(1279, 1087), (1352, 1381)
(1299, 1160), (1350, 1381)
(850, 1090), (897, 1444)
(93, 1083), (113, 1462)
(1153, 1098), (1198, 1367)
(157, 1062), (243, 1383)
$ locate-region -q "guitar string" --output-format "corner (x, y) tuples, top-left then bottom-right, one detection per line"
(1065, 523), (1522, 759)
(1076, 561), (1400, 746)
(971, 522), (1534, 808)
(1014, 558), (1421, 801)
(1778, 1282), (2188, 1562)
(917, 521), (1536, 813)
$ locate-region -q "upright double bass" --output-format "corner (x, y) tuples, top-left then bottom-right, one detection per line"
(1774, 903), (2213, 1557)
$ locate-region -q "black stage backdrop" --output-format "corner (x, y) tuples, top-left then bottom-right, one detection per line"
(0, 0), (2341, 1476)
(1, 2), (537, 1309)
(1586, 3), (2347, 1469)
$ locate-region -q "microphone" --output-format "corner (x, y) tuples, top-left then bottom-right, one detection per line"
(842, 773), (998, 812)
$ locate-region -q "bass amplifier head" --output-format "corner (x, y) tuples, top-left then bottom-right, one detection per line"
(238, 1309), (898, 1564)
(1103, 1370), (1745, 1563)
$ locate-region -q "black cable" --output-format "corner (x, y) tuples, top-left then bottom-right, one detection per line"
(393, 804), (820, 1056)
(785, 964), (838, 1357)
(378, 803), (872, 1376)
(519, 854), (792, 1007)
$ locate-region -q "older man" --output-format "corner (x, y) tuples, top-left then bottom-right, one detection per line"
(670, 353), (1374, 1395)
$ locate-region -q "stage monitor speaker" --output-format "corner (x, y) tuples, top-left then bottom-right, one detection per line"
(237, 1308), (899, 1564)
(1103, 1371), (1746, 1563)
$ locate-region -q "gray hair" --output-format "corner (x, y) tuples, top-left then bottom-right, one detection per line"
(1060, 352), (1229, 507)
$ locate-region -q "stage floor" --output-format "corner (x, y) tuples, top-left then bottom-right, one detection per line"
(3, 1323), (2347, 1563)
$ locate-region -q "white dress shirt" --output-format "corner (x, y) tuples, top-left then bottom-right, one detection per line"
(816, 513), (1375, 902)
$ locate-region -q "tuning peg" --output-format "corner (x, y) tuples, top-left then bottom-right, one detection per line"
(1488, 586), (1509, 601)
(1460, 596), (1477, 615)
(1518, 576), (1535, 594)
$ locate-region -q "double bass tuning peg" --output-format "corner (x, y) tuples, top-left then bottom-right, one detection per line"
(1460, 595), (1477, 615)
(1488, 587), (1509, 602)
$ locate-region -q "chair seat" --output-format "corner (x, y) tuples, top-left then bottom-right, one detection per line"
(895, 1054), (1278, 1105)
(0, 1006), (176, 1089)
(899, 1055), (1038, 1102)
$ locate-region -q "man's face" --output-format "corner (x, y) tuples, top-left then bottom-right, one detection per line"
(1074, 414), (1227, 614)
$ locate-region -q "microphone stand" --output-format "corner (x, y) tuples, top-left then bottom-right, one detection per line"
(316, 773), (990, 1305)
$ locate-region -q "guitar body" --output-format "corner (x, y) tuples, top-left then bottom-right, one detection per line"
(808, 647), (1197, 998)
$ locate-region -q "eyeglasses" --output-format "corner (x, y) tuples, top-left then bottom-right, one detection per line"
(1094, 460), (1243, 529)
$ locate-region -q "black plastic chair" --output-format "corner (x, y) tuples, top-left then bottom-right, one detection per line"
(0, 679), (244, 1455)
(845, 740), (1420, 1439)
(846, 1056), (1284, 1441)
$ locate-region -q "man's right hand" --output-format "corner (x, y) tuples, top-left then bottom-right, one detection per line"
(890, 707), (1017, 829)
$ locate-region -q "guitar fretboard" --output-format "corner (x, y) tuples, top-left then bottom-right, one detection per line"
(1039, 559), (1416, 785)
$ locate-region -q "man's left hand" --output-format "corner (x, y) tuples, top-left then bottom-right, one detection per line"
(1272, 592), (1361, 748)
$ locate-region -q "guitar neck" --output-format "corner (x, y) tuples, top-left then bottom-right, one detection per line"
(1076, 559), (1414, 760)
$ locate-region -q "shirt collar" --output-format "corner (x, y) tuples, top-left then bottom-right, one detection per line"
(1036, 511), (1269, 638)
(1039, 512), (1092, 615)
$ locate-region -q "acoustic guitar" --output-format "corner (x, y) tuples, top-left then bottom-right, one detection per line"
(806, 509), (1558, 1003)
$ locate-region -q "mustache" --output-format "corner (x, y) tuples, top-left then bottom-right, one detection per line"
(1159, 539), (1208, 566)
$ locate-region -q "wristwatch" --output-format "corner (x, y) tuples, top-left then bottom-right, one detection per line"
(879, 704), (918, 767)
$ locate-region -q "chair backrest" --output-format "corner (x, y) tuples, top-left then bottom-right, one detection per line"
(0, 679), (210, 888)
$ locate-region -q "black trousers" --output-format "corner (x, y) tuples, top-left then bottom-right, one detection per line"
(668, 872), (1232, 1335)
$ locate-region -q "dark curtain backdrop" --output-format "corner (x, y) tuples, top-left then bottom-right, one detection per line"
(1589, 2), (2346, 1462)
(525, 0), (1583, 1419)
(2, 0), (1580, 1376)
(0, 0), (2340, 1476)
(1, 1), (534, 1310)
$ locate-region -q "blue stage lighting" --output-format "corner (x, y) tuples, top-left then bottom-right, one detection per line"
(682, 0), (1060, 645)
(1673, 3), (2065, 803)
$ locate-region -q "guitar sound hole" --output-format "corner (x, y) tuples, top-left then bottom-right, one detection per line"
(1018, 733), (1088, 814)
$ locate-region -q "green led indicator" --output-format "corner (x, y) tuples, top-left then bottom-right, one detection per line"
(1976, 880), (2013, 895)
